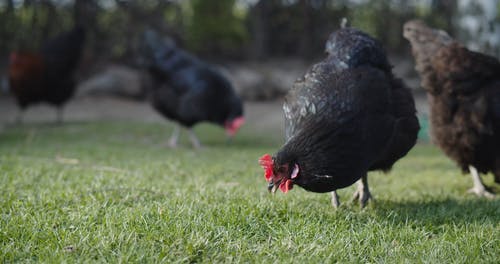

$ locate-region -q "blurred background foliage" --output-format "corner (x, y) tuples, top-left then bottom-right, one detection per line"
(0, 0), (499, 66)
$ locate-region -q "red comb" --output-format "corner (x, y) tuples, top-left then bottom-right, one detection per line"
(258, 154), (273, 181)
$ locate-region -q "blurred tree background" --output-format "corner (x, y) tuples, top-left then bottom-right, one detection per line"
(0, 0), (499, 68)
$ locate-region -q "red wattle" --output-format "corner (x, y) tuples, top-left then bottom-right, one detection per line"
(280, 179), (293, 193)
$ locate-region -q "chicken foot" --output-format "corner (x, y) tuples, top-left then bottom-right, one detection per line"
(166, 125), (202, 149)
(467, 165), (495, 198)
(351, 175), (373, 208)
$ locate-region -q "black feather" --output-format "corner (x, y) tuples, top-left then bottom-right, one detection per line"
(142, 30), (243, 128)
(275, 27), (419, 193)
(8, 26), (85, 109)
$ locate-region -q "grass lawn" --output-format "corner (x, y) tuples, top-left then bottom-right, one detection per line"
(0, 121), (499, 263)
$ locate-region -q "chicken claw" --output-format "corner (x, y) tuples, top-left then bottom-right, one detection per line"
(350, 175), (373, 208)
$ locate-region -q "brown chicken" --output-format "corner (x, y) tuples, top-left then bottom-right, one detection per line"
(404, 20), (500, 197)
(8, 26), (85, 123)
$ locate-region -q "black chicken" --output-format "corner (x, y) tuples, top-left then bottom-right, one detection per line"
(259, 25), (419, 208)
(141, 30), (244, 148)
(8, 26), (85, 123)
(404, 20), (500, 197)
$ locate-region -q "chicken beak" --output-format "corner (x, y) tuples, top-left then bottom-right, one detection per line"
(268, 179), (281, 193)
(267, 182), (274, 192)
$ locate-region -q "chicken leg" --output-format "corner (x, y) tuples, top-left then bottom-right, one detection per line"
(56, 107), (64, 124)
(188, 129), (202, 149)
(167, 125), (180, 148)
(467, 165), (495, 198)
(331, 190), (340, 208)
(16, 110), (24, 124)
(351, 174), (373, 208)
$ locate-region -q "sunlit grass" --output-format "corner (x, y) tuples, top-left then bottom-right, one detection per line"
(0, 122), (498, 263)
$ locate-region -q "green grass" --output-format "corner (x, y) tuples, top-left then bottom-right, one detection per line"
(0, 122), (499, 263)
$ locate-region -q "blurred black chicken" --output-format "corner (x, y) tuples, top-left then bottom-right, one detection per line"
(141, 30), (244, 148)
(404, 20), (500, 197)
(8, 26), (85, 123)
(259, 24), (419, 208)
